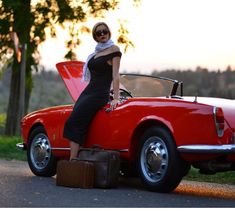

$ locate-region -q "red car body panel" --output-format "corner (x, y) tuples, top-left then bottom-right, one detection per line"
(21, 61), (235, 164)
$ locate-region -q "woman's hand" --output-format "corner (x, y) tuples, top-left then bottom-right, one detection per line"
(110, 99), (119, 111)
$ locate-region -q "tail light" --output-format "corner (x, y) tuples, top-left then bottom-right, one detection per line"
(213, 107), (224, 137)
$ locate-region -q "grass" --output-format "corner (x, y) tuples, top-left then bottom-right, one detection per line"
(184, 167), (235, 185)
(0, 136), (27, 161)
(0, 136), (235, 185)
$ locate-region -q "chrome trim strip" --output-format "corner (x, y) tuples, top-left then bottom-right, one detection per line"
(51, 147), (70, 151)
(16, 143), (26, 150)
(118, 149), (129, 152)
(177, 144), (235, 154)
(51, 147), (129, 152)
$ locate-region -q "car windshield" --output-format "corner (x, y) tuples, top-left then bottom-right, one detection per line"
(120, 74), (179, 97)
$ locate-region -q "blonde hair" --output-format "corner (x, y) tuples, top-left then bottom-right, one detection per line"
(92, 22), (111, 42)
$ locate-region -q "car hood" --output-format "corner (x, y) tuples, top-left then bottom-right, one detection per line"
(184, 96), (235, 131)
(56, 61), (88, 102)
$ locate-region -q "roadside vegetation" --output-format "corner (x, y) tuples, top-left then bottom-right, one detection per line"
(0, 136), (235, 185)
(0, 136), (26, 161)
(185, 167), (235, 185)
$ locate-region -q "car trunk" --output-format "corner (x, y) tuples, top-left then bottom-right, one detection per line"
(184, 96), (235, 132)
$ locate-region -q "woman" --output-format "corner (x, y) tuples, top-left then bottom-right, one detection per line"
(63, 22), (122, 160)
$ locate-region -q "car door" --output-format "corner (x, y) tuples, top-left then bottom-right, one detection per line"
(84, 99), (133, 152)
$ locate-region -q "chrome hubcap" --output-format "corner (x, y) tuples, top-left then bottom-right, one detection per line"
(140, 136), (168, 183)
(30, 133), (51, 170)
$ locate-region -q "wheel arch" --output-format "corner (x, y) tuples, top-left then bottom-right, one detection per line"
(129, 118), (175, 163)
(26, 122), (46, 145)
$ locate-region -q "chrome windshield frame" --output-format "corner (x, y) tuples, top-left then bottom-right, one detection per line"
(120, 73), (183, 97)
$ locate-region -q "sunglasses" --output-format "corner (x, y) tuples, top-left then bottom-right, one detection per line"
(95, 29), (109, 37)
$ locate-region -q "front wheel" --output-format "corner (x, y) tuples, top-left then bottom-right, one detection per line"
(27, 126), (57, 177)
(138, 126), (189, 192)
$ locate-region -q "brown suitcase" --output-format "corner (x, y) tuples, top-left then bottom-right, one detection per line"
(78, 147), (120, 188)
(56, 160), (94, 188)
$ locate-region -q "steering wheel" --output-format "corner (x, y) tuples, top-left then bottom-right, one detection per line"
(110, 88), (133, 100)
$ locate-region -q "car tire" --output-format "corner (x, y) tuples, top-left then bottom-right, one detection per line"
(138, 126), (188, 192)
(27, 126), (57, 177)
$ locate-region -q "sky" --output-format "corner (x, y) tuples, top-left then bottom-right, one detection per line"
(39, 0), (235, 74)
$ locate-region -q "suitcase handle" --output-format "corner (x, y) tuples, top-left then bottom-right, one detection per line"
(78, 145), (104, 155)
(70, 158), (80, 162)
(80, 145), (103, 151)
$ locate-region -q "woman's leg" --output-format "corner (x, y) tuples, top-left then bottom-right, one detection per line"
(70, 141), (80, 160)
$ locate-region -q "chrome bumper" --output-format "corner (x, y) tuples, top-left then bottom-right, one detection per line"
(177, 144), (235, 154)
(16, 143), (26, 150)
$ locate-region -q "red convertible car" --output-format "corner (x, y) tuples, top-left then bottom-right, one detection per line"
(17, 61), (235, 192)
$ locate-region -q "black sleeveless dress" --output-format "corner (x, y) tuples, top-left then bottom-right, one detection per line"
(63, 51), (122, 145)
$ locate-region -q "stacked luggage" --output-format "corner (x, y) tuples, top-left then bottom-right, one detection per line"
(56, 147), (120, 189)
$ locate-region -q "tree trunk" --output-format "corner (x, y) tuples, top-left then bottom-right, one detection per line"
(5, 60), (21, 135)
(4, 0), (31, 136)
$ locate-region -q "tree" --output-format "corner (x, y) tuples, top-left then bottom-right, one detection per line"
(0, 0), (138, 135)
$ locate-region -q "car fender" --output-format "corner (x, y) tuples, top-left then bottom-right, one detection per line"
(129, 115), (174, 161)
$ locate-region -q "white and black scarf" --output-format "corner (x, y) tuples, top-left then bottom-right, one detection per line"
(82, 39), (114, 82)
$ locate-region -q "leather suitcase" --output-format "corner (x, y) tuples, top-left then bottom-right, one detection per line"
(56, 160), (94, 188)
(78, 147), (120, 188)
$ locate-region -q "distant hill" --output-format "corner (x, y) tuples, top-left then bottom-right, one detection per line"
(0, 67), (234, 115)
